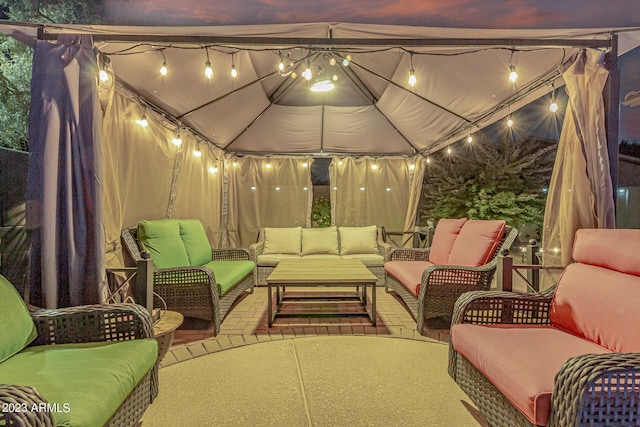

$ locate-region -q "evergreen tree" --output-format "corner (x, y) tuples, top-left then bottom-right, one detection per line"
(0, 1), (103, 151)
(420, 131), (556, 231)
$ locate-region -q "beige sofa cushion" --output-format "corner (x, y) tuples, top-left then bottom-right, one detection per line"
(257, 254), (302, 266)
(263, 227), (302, 255)
(339, 226), (379, 255)
(301, 227), (339, 255)
(340, 254), (385, 267)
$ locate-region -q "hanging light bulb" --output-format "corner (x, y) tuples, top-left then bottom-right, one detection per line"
(265, 161), (272, 169)
(172, 128), (182, 146)
(290, 71), (298, 79)
(99, 69), (109, 82)
(426, 156), (431, 164)
(549, 81), (558, 112)
(203, 47), (213, 79)
(447, 147), (452, 155)
(209, 166), (218, 174)
(159, 50), (168, 77)
(342, 54), (352, 67)
(302, 65), (312, 81)
(193, 145), (202, 157)
(278, 52), (285, 71)
(329, 56), (337, 66)
(507, 115), (514, 127)
(137, 114), (148, 128)
(371, 164), (378, 170)
(332, 74), (338, 81)
(467, 134), (473, 143)
(508, 50), (518, 83)
(408, 53), (417, 87)
(409, 163), (415, 171)
(302, 162), (309, 168)
(346, 54), (352, 62)
(230, 53), (238, 78)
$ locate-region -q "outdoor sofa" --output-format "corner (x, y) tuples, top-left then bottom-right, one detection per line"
(122, 218), (255, 334)
(384, 218), (518, 333)
(0, 274), (158, 427)
(249, 225), (392, 287)
(449, 228), (640, 426)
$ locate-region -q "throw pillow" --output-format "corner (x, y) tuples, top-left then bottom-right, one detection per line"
(428, 218), (467, 264)
(448, 220), (506, 267)
(138, 219), (190, 268)
(0, 274), (37, 363)
(263, 227), (302, 255)
(178, 219), (213, 266)
(339, 226), (379, 255)
(301, 227), (339, 255)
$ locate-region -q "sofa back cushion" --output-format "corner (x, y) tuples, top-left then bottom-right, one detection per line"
(137, 219), (190, 268)
(301, 227), (339, 255)
(339, 226), (379, 255)
(0, 274), (37, 363)
(263, 227), (302, 255)
(178, 219), (212, 266)
(550, 229), (640, 352)
(428, 218), (467, 264)
(448, 220), (505, 267)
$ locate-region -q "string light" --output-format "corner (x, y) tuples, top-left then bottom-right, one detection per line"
(159, 50), (168, 77)
(302, 162), (308, 168)
(342, 54), (351, 67)
(137, 114), (148, 128)
(265, 161), (272, 169)
(408, 53), (417, 87)
(208, 166), (218, 173)
(447, 147), (452, 155)
(193, 143), (202, 157)
(508, 50), (518, 83)
(371, 164), (378, 170)
(329, 56), (337, 66)
(172, 128), (182, 146)
(467, 134), (473, 143)
(278, 52), (285, 72)
(204, 47), (213, 79)
(549, 81), (558, 113)
(302, 61), (313, 80)
(409, 163), (415, 171)
(426, 156), (431, 164)
(230, 53), (238, 78)
(507, 115), (514, 128)
(99, 69), (109, 82)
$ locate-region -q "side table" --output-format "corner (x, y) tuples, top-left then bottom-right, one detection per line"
(153, 310), (184, 362)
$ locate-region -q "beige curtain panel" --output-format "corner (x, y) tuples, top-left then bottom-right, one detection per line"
(542, 49), (615, 268)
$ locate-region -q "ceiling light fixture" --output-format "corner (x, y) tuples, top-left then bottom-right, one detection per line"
(310, 78), (334, 92)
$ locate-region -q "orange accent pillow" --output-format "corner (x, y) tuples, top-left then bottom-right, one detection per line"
(428, 218), (467, 265)
(447, 220), (505, 267)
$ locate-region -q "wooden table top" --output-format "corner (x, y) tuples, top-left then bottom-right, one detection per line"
(267, 259), (377, 284)
(153, 310), (184, 336)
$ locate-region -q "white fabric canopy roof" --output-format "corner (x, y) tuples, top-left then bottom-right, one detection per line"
(4, 21), (639, 155)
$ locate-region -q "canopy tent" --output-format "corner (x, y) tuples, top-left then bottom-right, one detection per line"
(3, 21), (639, 305)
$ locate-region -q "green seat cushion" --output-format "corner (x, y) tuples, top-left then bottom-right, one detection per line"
(0, 274), (37, 363)
(0, 339), (157, 427)
(138, 219), (190, 268)
(178, 219), (212, 266)
(203, 260), (255, 296)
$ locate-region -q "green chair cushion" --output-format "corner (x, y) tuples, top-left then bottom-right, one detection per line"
(0, 274), (37, 363)
(138, 219), (190, 268)
(178, 219), (213, 266)
(203, 260), (255, 296)
(0, 339), (157, 427)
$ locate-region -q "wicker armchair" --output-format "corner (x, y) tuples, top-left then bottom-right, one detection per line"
(0, 303), (158, 427)
(121, 225), (254, 335)
(448, 228), (640, 427)
(385, 224), (518, 333)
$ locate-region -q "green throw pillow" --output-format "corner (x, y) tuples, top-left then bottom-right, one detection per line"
(138, 219), (190, 268)
(0, 274), (37, 363)
(178, 219), (213, 266)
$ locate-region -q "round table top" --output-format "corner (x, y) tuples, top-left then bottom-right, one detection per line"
(153, 310), (184, 336)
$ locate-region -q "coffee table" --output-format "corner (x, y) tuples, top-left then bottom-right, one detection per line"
(267, 259), (377, 327)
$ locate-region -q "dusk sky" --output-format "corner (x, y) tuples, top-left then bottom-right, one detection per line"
(101, 0), (640, 141)
(103, 0), (640, 28)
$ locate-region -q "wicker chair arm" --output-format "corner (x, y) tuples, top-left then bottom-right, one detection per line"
(387, 247), (430, 262)
(211, 248), (250, 261)
(28, 303), (154, 347)
(377, 241), (393, 259)
(548, 352), (640, 427)
(0, 385), (55, 426)
(451, 286), (555, 326)
(249, 241), (264, 260)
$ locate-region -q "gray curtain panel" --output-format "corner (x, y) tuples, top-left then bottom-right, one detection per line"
(27, 34), (106, 308)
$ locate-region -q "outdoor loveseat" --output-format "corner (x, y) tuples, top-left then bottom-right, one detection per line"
(384, 218), (518, 333)
(122, 218), (255, 334)
(449, 228), (640, 427)
(0, 274), (158, 427)
(249, 225), (392, 287)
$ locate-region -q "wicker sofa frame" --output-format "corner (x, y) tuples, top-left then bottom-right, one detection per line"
(122, 226), (254, 335)
(448, 288), (640, 427)
(249, 227), (391, 287)
(385, 226), (518, 333)
(0, 303), (158, 427)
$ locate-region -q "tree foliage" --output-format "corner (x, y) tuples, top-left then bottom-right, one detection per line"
(419, 131), (556, 231)
(0, 1), (103, 151)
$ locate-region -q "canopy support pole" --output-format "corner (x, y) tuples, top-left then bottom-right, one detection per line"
(604, 33), (620, 207)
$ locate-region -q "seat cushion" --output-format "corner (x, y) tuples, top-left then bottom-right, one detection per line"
(301, 254), (342, 260)
(301, 227), (339, 255)
(428, 218), (467, 264)
(178, 219), (212, 266)
(451, 324), (610, 426)
(263, 227), (302, 255)
(384, 261), (432, 296)
(257, 254), (302, 266)
(0, 275), (37, 363)
(0, 339), (157, 427)
(341, 254), (385, 267)
(138, 219), (190, 268)
(448, 220), (505, 267)
(203, 260), (255, 296)
(339, 226), (379, 255)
